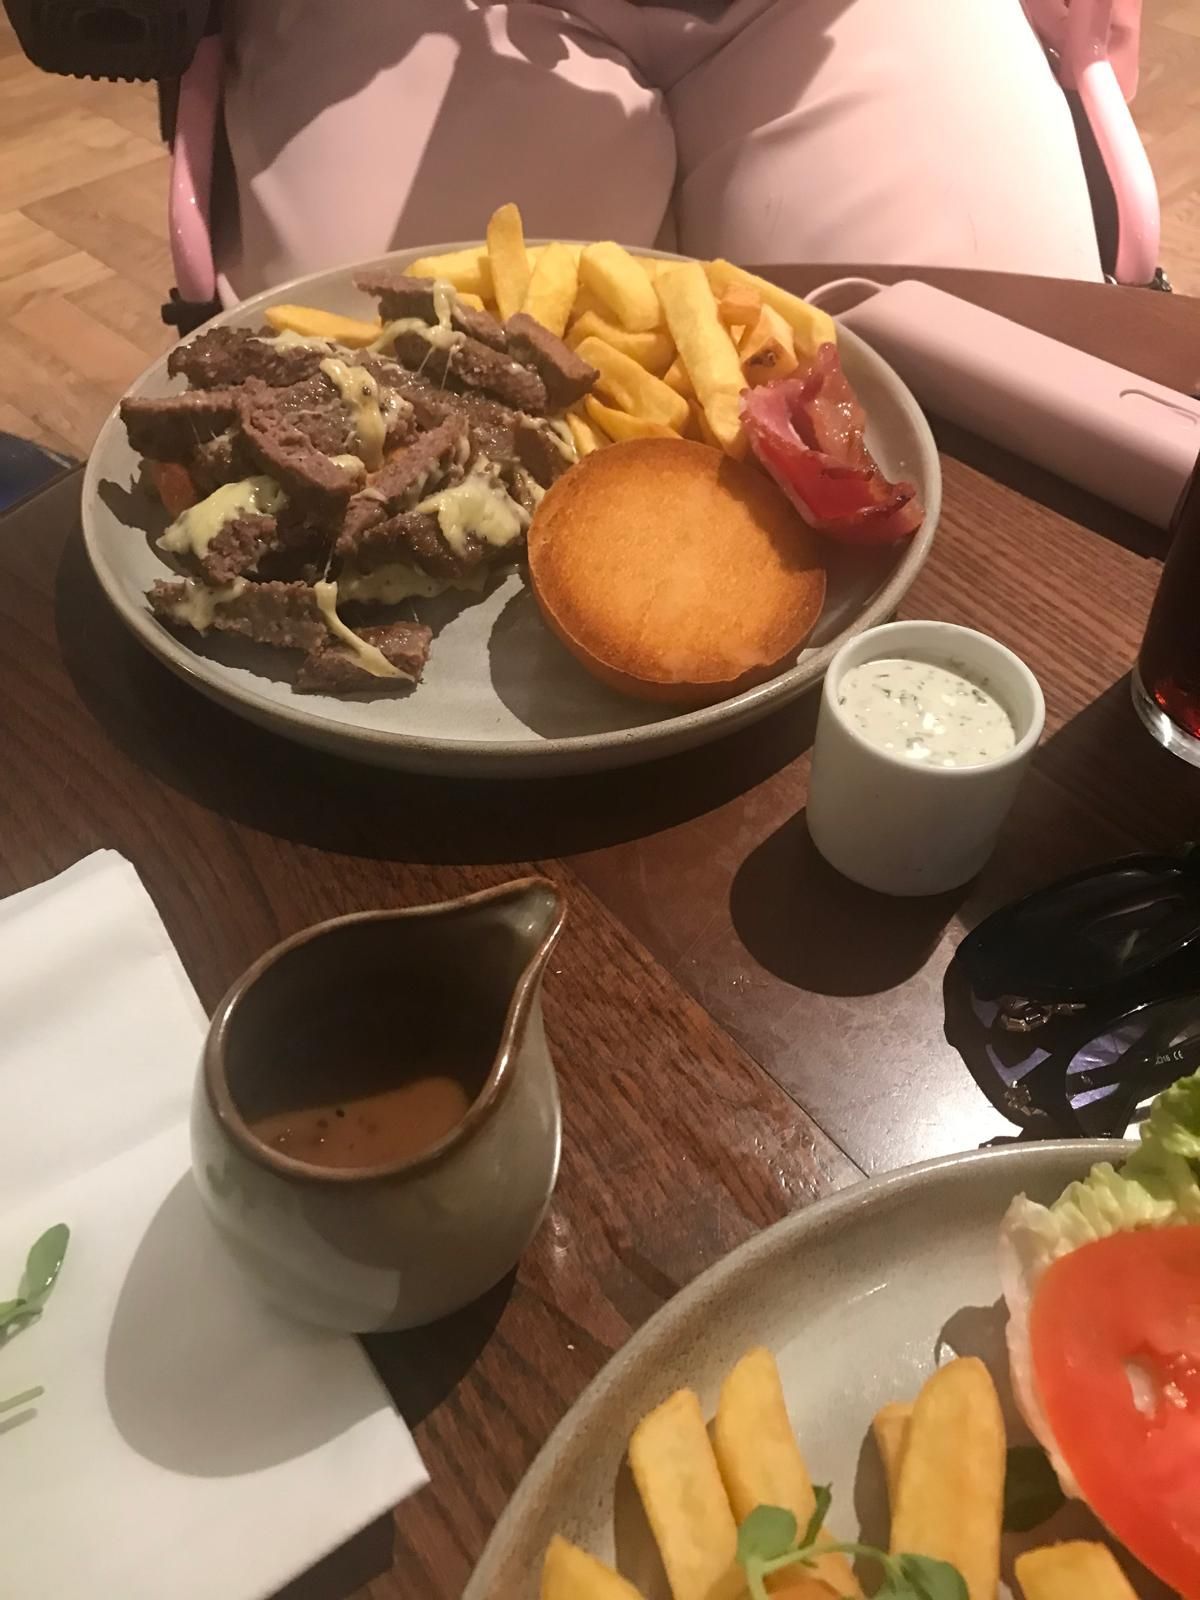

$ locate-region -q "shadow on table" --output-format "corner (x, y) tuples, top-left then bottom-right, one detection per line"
(102, 1175), (405, 1600)
(942, 958), (1051, 1142)
(730, 811), (963, 996)
(105, 1175), (383, 1477)
(56, 529), (814, 864)
(271, 1516), (396, 1600)
(362, 1270), (515, 1428)
(940, 673), (1200, 1143)
(932, 418), (1165, 560)
(1033, 672), (1200, 843)
(269, 1275), (517, 1599)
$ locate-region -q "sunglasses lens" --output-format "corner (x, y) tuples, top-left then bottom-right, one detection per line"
(1064, 1007), (1200, 1136)
(948, 967), (1200, 1138)
(961, 861), (1200, 1001)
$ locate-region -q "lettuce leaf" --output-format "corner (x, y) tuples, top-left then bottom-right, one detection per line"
(1140, 1066), (1200, 1161)
(1002, 1068), (1200, 1281)
(999, 1067), (1200, 1498)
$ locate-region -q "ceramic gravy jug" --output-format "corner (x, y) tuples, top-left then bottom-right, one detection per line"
(191, 879), (564, 1332)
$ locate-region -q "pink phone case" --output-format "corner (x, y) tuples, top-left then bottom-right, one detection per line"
(816, 278), (1199, 529)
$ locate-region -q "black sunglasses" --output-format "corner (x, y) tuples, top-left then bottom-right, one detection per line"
(955, 848), (1200, 1032)
(945, 848), (1200, 1138)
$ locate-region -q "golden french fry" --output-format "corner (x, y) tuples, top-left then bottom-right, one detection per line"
(521, 242), (583, 273)
(655, 263), (747, 457)
(705, 260), (836, 361)
(634, 255), (663, 281)
(663, 358), (696, 400)
(567, 409), (606, 455)
(522, 241), (579, 338)
(585, 396), (681, 443)
(872, 1401), (913, 1512)
(716, 284), (763, 333)
(406, 246), (493, 298)
(628, 1389), (742, 1600)
(741, 304), (800, 386)
(580, 241), (663, 332)
(541, 1534), (646, 1600)
(680, 401), (705, 441)
(456, 290), (486, 312)
(713, 1348), (861, 1598)
(568, 283), (611, 324)
(691, 402), (722, 452)
(567, 311), (675, 375)
(528, 241), (584, 264)
(1014, 1542), (1138, 1600)
(707, 391), (747, 459)
(890, 1358), (1005, 1600)
(487, 202), (532, 321)
(263, 304), (382, 348)
(761, 1584), (843, 1600)
(574, 337), (691, 432)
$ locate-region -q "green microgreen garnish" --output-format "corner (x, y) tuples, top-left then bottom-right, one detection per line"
(737, 1498), (968, 1600)
(0, 1386), (44, 1415)
(1, 1224), (70, 1417)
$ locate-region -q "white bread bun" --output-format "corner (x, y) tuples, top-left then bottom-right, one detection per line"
(528, 439), (826, 705)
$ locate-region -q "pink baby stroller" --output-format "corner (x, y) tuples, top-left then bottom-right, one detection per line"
(3, 0), (1166, 335)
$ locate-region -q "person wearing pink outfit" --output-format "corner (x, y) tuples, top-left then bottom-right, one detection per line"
(216, 0), (1128, 302)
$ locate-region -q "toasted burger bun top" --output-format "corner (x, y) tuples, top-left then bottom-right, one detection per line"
(527, 438), (826, 705)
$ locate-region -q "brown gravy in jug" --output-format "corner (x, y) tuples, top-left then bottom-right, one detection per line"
(238, 988), (492, 1172)
(249, 1072), (473, 1169)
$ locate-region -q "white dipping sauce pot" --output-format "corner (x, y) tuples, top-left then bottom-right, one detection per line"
(807, 620), (1045, 897)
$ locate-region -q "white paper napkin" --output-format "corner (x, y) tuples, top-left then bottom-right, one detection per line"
(0, 851), (426, 1600)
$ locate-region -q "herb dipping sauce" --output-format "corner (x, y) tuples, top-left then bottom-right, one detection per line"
(837, 656), (1016, 767)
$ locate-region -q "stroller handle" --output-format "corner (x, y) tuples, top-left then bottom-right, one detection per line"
(2, 0), (210, 82)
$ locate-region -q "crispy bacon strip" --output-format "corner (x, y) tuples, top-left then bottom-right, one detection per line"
(740, 343), (924, 544)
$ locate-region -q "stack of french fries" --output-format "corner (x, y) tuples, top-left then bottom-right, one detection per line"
(542, 1349), (1139, 1600)
(264, 202), (837, 464)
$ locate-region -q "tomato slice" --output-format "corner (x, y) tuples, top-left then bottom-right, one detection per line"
(1030, 1226), (1200, 1598)
(148, 460), (198, 520)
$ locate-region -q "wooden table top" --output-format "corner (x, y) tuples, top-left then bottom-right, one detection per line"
(2, 266), (1199, 1599)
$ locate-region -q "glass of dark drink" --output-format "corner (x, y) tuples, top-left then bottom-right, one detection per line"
(1132, 451), (1200, 767)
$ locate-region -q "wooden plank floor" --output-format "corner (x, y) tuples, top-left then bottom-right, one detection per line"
(1, 3), (1198, 459)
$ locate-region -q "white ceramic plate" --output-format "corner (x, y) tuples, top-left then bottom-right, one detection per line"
(82, 245), (941, 777)
(465, 1139), (1170, 1600)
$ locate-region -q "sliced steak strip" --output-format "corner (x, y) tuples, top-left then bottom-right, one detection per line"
(514, 418), (575, 487)
(439, 391), (519, 465)
(148, 578), (327, 650)
(121, 390), (243, 461)
(197, 511), (328, 586)
(295, 621), (432, 693)
(451, 336), (547, 412)
(189, 428), (257, 493)
(337, 493), (388, 553)
(386, 328), (547, 413)
(505, 312), (598, 408)
(168, 326), (326, 389)
(387, 380), (452, 433)
(332, 415), (466, 555)
(356, 353), (439, 412)
(348, 360), (467, 434)
(334, 415), (466, 558)
(368, 414), (465, 507)
(265, 373), (360, 458)
(355, 271), (506, 349)
(343, 510), (473, 579)
(198, 513), (280, 585)
(241, 403), (358, 515)
(507, 470), (541, 518)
